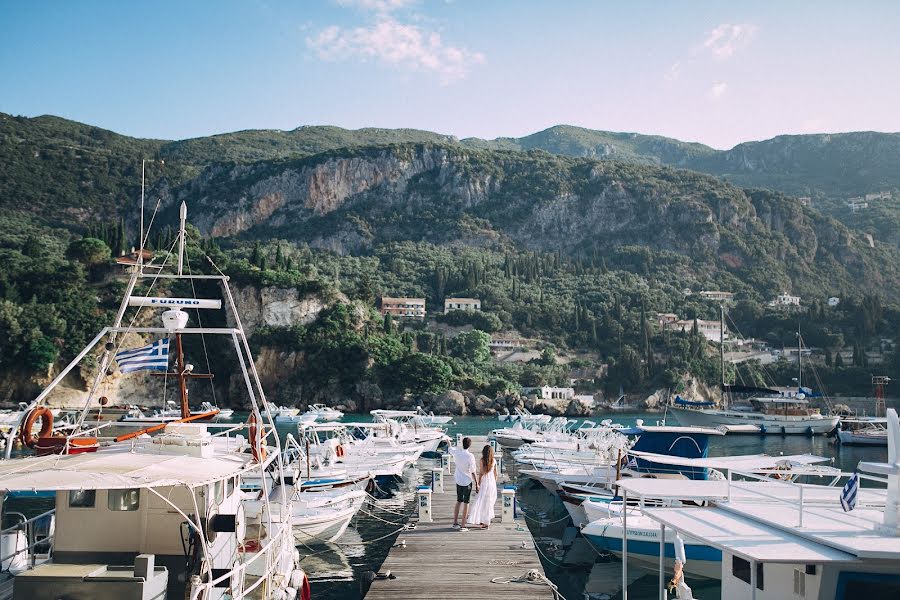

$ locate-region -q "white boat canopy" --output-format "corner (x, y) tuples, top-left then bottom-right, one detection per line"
(0, 449), (256, 492)
(627, 451), (833, 471)
(643, 507), (856, 563)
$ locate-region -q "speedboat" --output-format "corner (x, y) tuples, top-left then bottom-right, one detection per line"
(303, 404), (343, 422)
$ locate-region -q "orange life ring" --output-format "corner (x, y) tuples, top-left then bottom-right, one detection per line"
(248, 413), (267, 463)
(336, 444), (345, 458)
(20, 407), (53, 449)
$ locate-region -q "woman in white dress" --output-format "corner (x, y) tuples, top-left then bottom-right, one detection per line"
(466, 445), (498, 529)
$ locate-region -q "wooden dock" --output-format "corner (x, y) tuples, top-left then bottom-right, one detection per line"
(365, 436), (556, 600)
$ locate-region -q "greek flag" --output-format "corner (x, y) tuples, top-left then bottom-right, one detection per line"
(840, 472), (859, 512)
(116, 339), (170, 373)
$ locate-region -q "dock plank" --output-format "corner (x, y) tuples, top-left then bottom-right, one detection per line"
(365, 436), (555, 599)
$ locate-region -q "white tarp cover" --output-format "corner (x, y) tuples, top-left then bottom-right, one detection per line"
(0, 448), (255, 492)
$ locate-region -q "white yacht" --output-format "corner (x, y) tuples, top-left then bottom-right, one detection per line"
(619, 409), (900, 599)
(0, 202), (304, 600)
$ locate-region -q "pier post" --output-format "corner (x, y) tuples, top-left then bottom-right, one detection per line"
(417, 485), (433, 523)
(489, 438), (498, 453)
(441, 452), (450, 473)
(456, 433), (463, 447)
(501, 485), (517, 523)
(431, 468), (444, 493)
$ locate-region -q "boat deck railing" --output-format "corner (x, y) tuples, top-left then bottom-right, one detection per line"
(725, 467), (887, 527)
(0, 508), (56, 597)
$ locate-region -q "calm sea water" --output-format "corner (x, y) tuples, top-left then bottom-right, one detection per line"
(5, 412), (887, 600)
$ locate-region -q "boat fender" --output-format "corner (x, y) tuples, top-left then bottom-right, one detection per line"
(336, 444), (345, 458)
(290, 569), (311, 600)
(674, 535), (687, 564)
(248, 414), (267, 463)
(19, 407), (53, 448)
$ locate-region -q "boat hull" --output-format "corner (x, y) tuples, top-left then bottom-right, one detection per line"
(671, 407), (839, 434)
(583, 521), (721, 580)
(837, 429), (888, 446)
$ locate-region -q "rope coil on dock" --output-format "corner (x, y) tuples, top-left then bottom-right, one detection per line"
(490, 570), (567, 600)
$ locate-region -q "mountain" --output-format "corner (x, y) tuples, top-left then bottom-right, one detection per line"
(151, 143), (900, 299)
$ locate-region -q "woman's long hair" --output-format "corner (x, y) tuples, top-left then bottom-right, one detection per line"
(481, 444), (494, 474)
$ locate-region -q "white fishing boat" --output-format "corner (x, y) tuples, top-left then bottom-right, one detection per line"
(368, 413), (449, 453)
(303, 404), (343, 422)
(0, 202), (304, 600)
(837, 417), (888, 446)
(299, 422), (419, 479)
(634, 409), (900, 599)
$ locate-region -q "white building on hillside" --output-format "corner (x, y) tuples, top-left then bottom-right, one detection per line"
(769, 292), (801, 307)
(671, 319), (727, 343)
(698, 290), (735, 303)
(522, 386), (575, 401)
(444, 298), (481, 313)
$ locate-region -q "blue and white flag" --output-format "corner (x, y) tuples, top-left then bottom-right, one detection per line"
(840, 472), (859, 512)
(115, 339), (170, 373)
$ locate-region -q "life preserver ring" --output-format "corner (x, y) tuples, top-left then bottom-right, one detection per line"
(248, 414), (267, 463)
(20, 407), (53, 448)
(336, 444), (345, 458)
(299, 571), (311, 600)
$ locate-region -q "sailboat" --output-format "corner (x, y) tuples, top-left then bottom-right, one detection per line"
(0, 201), (305, 599)
(670, 308), (840, 435)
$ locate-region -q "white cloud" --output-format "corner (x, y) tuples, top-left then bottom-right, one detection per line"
(307, 16), (484, 82)
(702, 23), (757, 60)
(335, 0), (416, 13)
(664, 61), (681, 82)
(708, 82), (729, 100)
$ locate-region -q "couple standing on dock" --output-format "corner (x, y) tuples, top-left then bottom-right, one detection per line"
(449, 437), (498, 531)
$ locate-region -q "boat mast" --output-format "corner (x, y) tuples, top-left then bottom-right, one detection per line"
(150, 201), (213, 418)
(720, 304), (726, 408)
(797, 318), (803, 392)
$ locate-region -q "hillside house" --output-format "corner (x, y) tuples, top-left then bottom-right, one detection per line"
(769, 292), (801, 307)
(656, 313), (679, 328)
(698, 290), (735, 303)
(115, 248), (155, 274)
(443, 298), (481, 313)
(380, 297), (426, 319)
(522, 386), (576, 400)
(671, 319), (728, 343)
(489, 335), (529, 351)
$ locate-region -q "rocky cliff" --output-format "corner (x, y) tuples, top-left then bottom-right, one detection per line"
(155, 144), (899, 297)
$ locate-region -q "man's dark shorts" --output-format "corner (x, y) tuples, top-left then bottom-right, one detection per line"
(456, 483), (472, 503)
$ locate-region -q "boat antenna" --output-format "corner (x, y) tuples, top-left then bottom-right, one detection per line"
(177, 201), (187, 276)
(139, 159), (146, 275)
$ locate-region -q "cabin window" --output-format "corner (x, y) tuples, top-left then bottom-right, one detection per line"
(214, 480), (225, 504)
(227, 477), (236, 497)
(108, 489), (140, 511)
(732, 556), (764, 590)
(794, 569), (806, 597)
(68, 489), (96, 508)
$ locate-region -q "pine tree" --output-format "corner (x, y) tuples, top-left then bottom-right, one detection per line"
(383, 313), (394, 334)
(251, 242), (262, 266)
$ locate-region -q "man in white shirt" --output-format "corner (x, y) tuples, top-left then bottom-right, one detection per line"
(448, 437), (478, 531)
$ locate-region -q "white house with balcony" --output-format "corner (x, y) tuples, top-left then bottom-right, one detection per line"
(443, 298), (481, 313)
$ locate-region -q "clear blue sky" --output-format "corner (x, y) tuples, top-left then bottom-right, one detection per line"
(2, 0), (899, 149)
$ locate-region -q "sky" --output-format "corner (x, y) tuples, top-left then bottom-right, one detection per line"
(2, 0), (899, 149)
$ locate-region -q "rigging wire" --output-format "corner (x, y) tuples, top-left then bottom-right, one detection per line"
(184, 250), (219, 408)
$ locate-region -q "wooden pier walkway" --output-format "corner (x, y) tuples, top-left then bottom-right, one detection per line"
(366, 436), (556, 600)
